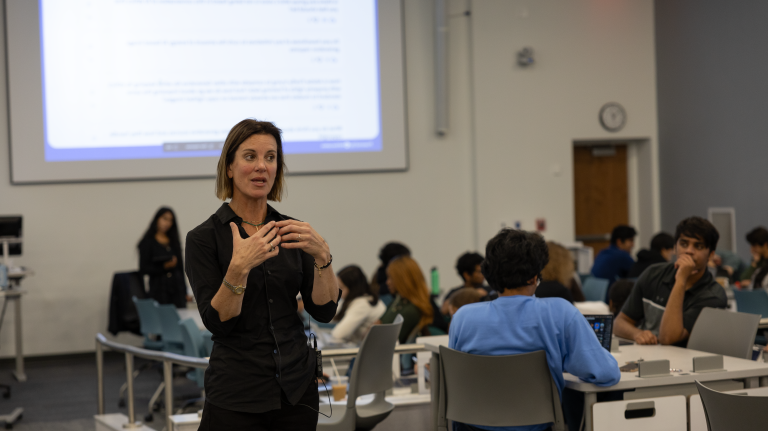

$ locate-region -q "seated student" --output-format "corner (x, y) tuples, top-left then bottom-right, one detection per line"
(450, 229), (620, 431)
(709, 249), (744, 284)
(608, 280), (634, 317)
(591, 225), (636, 282)
(379, 256), (434, 344)
(614, 217), (728, 346)
(445, 287), (484, 318)
(628, 232), (675, 278)
(330, 265), (386, 344)
(536, 242), (585, 303)
(741, 227), (768, 288)
(441, 252), (488, 314)
(371, 242), (411, 297)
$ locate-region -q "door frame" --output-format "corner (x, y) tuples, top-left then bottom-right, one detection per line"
(573, 138), (659, 255)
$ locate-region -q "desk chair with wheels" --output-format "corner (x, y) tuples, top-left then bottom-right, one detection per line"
(132, 298), (164, 351)
(176, 318), (206, 413)
(695, 380), (768, 431)
(437, 348), (564, 431)
(317, 315), (403, 431)
(118, 298), (163, 408)
(155, 304), (184, 355)
(144, 304), (186, 421)
(687, 307), (760, 359)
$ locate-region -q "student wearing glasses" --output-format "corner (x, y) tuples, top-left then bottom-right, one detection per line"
(614, 217), (728, 346)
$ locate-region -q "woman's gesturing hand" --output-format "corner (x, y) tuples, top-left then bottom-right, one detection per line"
(229, 221), (281, 273)
(275, 220), (330, 263)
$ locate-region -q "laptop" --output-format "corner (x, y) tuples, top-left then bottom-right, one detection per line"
(583, 314), (614, 352)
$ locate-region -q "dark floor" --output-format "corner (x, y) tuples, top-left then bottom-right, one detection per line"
(0, 351), (202, 430)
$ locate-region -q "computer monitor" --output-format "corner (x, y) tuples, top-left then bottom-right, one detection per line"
(584, 314), (613, 352)
(0, 216), (22, 256)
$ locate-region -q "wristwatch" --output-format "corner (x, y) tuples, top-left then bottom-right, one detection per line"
(223, 278), (245, 295)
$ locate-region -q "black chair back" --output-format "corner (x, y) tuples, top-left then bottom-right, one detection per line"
(108, 271), (147, 335)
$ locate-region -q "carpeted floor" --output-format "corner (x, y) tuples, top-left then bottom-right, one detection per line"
(0, 351), (202, 430)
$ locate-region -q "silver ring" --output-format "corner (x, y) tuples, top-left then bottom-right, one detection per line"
(298, 234), (302, 241)
(269, 242), (275, 252)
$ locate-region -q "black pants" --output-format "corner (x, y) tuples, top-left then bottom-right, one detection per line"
(198, 380), (319, 431)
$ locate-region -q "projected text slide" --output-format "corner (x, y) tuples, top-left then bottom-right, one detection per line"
(40, 0), (381, 161)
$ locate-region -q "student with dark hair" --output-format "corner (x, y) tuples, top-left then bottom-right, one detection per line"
(614, 217), (727, 346)
(440, 252), (488, 314)
(138, 207), (187, 307)
(371, 242), (411, 296)
(608, 280), (635, 317)
(590, 225), (637, 281)
(628, 232), (675, 278)
(330, 266), (386, 344)
(741, 227), (768, 287)
(449, 229), (620, 431)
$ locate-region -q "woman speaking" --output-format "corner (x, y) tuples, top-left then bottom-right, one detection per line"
(185, 119), (339, 430)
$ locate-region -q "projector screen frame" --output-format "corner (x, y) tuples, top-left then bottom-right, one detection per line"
(5, 0), (409, 185)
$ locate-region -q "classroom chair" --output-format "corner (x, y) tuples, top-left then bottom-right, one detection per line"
(436, 348), (564, 431)
(317, 315), (403, 430)
(176, 318), (206, 413)
(155, 304), (185, 355)
(132, 297), (164, 351)
(592, 396), (686, 431)
(687, 307), (760, 359)
(108, 271), (147, 336)
(582, 277), (610, 302)
(732, 289), (768, 317)
(119, 297), (163, 408)
(696, 381), (768, 431)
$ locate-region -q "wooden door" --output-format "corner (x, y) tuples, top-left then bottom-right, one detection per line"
(573, 145), (628, 255)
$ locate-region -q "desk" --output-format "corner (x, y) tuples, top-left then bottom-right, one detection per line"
(417, 335), (768, 431)
(0, 288), (27, 382)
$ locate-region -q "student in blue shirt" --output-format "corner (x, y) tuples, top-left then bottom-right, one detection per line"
(590, 225), (637, 282)
(449, 229), (620, 431)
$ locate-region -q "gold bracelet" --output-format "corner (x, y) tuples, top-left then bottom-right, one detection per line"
(313, 254), (333, 278)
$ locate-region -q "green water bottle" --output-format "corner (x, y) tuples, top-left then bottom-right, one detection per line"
(430, 267), (440, 296)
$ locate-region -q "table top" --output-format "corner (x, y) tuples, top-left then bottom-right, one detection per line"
(417, 335), (449, 353)
(416, 335), (768, 392)
(568, 344), (768, 392)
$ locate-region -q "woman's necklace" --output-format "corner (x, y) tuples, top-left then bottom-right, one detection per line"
(242, 220), (266, 231)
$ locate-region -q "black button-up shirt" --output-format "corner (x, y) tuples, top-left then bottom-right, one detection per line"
(185, 203), (338, 413)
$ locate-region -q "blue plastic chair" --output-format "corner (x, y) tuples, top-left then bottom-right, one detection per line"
(733, 290), (768, 317)
(155, 304), (184, 355)
(582, 277), (610, 303)
(132, 297), (163, 350)
(179, 318), (206, 388)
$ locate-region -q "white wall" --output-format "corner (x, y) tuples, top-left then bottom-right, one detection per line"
(0, 0), (658, 357)
(470, 0), (660, 250)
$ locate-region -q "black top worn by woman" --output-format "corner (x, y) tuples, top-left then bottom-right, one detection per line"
(186, 203), (338, 414)
(138, 237), (186, 308)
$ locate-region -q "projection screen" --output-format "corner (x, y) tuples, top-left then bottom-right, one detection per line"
(6, 0), (407, 183)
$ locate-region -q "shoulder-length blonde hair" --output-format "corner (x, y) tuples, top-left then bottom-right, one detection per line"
(387, 256), (434, 330)
(541, 241), (575, 286)
(215, 119), (287, 201)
